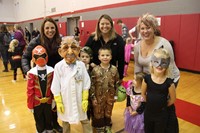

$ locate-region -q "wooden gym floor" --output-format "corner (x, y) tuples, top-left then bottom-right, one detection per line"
(0, 59), (200, 133)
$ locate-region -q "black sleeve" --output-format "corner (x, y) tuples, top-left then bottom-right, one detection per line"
(116, 34), (125, 79)
(126, 95), (131, 107)
(84, 35), (94, 48)
(136, 102), (146, 114)
(21, 37), (39, 74)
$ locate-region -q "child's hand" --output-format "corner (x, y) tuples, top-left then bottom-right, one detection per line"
(90, 63), (96, 68)
(130, 111), (137, 116)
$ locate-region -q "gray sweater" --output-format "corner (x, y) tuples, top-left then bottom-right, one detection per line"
(134, 36), (180, 82)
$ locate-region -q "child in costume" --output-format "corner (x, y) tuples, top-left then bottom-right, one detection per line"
(27, 45), (54, 133)
(51, 37), (92, 133)
(79, 46), (93, 75)
(124, 37), (134, 76)
(124, 72), (145, 133)
(8, 39), (26, 82)
(142, 48), (176, 133)
(90, 46), (121, 133)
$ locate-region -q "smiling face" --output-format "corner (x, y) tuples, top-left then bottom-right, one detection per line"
(59, 37), (80, 64)
(99, 18), (112, 35)
(98, 49), (112, 65)
(139, 22), (155, 41)
(44, 21), (56, 39)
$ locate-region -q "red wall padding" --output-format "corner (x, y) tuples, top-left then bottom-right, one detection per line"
(78, 13), (200, 72)
(57, 22), (67, 36)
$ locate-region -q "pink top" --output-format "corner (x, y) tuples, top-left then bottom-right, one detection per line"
(124, 43), (134, 63)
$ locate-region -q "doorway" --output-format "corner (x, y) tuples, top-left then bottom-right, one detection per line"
(67, 16), (80, 36)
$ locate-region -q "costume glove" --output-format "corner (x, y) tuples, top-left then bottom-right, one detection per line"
(82, 90), (89, 112)
(54, 94), (64, 114)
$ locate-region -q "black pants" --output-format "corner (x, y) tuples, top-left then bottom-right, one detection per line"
(33, 103), (53, 133)
(13, 67), (25, 80)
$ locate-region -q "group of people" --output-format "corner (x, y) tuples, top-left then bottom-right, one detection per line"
(0, 12), (180, 133)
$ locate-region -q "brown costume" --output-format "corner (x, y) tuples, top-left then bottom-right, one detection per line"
(90, 65), (121, 128)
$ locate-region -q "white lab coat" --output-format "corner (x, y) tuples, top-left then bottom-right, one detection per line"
(51, 59), (90, 124)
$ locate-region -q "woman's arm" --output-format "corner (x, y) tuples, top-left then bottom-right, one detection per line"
(134, 43), (143, 73)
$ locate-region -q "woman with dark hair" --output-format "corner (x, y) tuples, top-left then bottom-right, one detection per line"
(0, 24), (11, 72)
(21, 17), (63, 133)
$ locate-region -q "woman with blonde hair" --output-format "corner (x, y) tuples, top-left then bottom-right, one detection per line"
(134, 13), (180, 133)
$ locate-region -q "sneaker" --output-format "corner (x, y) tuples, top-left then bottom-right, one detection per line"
(105, 126), (112, 133)
(3, 69), (9, 72)
(53, 124), (63, 133)
(12, 80), (16, 83)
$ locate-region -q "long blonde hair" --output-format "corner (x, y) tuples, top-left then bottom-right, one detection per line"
(8, 39), (19, 52)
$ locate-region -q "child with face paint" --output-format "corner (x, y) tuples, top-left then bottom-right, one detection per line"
(27, 45), (54, 133)
(141, 48), (176, 133)
(51, 37), (92, 133)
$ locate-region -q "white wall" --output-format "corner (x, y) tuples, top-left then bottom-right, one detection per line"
(12, 0), (132, 22)
(0, 0), (16, 22)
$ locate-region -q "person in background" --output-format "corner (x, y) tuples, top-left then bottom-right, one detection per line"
(13, 24), (27, 51)
(27, 45), (54, 133)
(32, 28), (40, 39)
(85, 14), (125, 80)
(141, 48), (176, 133)
(21, 17), (63, 133)
(128, 26), (141, 45)
(124, 72), (145, 133)
(51, 37), (92, 133)
(116, 19), (129, 42)
(134, 13), (180, 133)
(8, 39), (26, 82)
(0, 24), (11, 72)
(124, 37), (134, 77)
(90, 46), (121, 133)
(25, 27), (31, 43)
(74, 26), (80, 42)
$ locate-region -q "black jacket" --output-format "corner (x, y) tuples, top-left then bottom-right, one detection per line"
(85, 34), (125, 79)
(21, 36), (62, 74)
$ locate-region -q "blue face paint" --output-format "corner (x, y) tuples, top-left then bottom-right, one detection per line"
(151, 55), (170, 68)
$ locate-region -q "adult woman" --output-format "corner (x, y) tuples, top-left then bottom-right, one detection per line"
(14, 24), (27, 51)
(134, 13), (180, 133)
(85, 14), (125, 79)
(0, 24), (11, 72)
(21, 17), (63, 133)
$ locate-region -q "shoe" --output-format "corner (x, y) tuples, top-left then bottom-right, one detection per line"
(53, 124), (63, 133)
(3, 69), (9, 72)
(105, 126), (112, 133)
(12, 80), (16, 83)
(24, 78), (27, 81)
